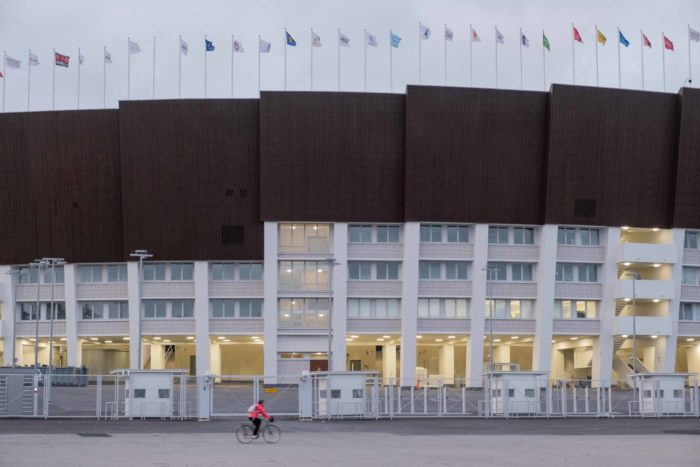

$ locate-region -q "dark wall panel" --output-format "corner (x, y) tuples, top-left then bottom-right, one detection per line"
(119, 99), (262, 261)
(260, 92), (405, 222)
(545, 85), (678, 228)
(405, 86), (548, 224)
(674, 87), (700, 228)
(0, 110), (122, 264)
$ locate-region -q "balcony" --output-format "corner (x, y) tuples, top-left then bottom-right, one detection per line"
(552, 319), (601, 334)
(416, 318), (470, 334)
(209, 281), (264, 298)
(556, 245), (605, 263)
(16, 321), (66, 337)
(614, 279), (674, 300)
(76, 283), (128, 301)
(348, 243), (404, 260)
(487, 244), (539, 262)
(681, 285), (700, 301)
(142, 319), (195, 334)
(347, 319), (401, 333)
(278, 317), (329, 334)
(612, 316), (672, 336)
(678, 321), (700, 336)
(347, 280), (402, 297)
(15, 284), (65, 301)
(142, 282), (195, 299)
(617, 243), (677, 264)
(418, 280), (472, 297)
(419, 243), (474, 260)
(554, 282), (603, 299)
(683, 250), (700, 266)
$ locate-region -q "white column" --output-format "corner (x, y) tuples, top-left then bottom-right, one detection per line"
(663, 228), (685, 372)
(687, 345), (700, 374)
(331, 223), (348, 372)
(494, 344), (510, 363)
(400, 222), (419, 386)
(1, 266), (16, 366)
(439, 344), (455, 384)
(533, 225), (557, 373)
(382, 343), (397, 382)
(63, 264), (80, 367)
(150, 343), (165, 369)
(127, 261), (141, 369)
(467, 224), (488, 387)
(194, 261), (210, 375)
(263, 222), (279, 383)
(593, 227), (620, 385)
(209, 342), (222, 375)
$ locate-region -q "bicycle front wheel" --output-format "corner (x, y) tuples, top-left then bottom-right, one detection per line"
(262, 424), (281, 444)
(236, 424), (254, 444)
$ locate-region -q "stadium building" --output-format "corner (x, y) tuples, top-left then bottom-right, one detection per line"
(1, 84), (700, 388)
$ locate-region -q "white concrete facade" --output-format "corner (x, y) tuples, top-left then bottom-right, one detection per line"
(2, 223), (700, 389)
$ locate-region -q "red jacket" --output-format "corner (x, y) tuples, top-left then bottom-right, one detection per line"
(248, 403), (271, 420)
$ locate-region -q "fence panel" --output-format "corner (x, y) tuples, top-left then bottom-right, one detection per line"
(0, 373), (44, 418)
(211, 376), (257, 417)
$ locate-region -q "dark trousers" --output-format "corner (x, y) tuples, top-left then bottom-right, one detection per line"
(249, 417), (261, 435)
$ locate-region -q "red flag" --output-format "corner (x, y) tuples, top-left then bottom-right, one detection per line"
(54, 52), (70, 67)
(0, 71), (3, 78)
(642, 32), (652, 48)
(573, 26), (583, 43)
(663, 34), (674, 51)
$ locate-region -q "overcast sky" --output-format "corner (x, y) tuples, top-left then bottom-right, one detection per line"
(1, 0), (699, 112)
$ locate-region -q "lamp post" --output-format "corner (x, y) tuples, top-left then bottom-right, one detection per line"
(325, 258), (340, 371)
(482, 264), (497, 372)
(130, 249), (153, 370)
(6, 267), (29, 368)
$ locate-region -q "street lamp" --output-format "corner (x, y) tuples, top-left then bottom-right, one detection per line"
(130, 249), (153, 370)
(325, 259), (340, 371)
(482, 264), (497, 372)
(5, 267), (29, 368)
(623, 270), (641, 375)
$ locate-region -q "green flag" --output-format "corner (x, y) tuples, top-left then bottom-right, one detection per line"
(543, 32), (550, 51)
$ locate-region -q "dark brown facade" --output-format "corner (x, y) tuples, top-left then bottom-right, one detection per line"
(405, 85), (548, 224)
(0, 110), (122, 264)
(673, 87), (700, 229)
(545, 84), (679, 228)
(119, 99), (262, 261)
(259, 91), (405, 222)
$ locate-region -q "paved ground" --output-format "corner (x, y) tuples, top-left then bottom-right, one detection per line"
(1, 418), (699, 466)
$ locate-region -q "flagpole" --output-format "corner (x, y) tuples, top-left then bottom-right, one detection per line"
(103, 46), (107, 108)
(662, 32), (666, 92)
(52, 48), (56, 110)
(469, 25), (473, 86)
(595, 26), (599, 87)
(495, 26), (498, 89)
(571, 24), (575, 84)
(519, 28), (523, 90)
(689, 25), (693, 86)
(418, 22), (422, 84)
(542, 30), (546, 91)
(2, 50), (5, 112)
(444, 23), (448, 86)
(204, 35), (208, 98)
(337, 28), (340, 91)
(390, 29), (393, 93)
(641, 31), (645, 90)
(152, 36), (156, 99)
(364, 28), (367, 92)
(617, 28), (622, 88)
(231, 35), (235, 98)
(127, 37), (131, 100)
(284, 28), (287, 91)
(310, 28), (314, 91)
(27, 49), (31, 111)
(179, 35), (182, 99)
(258, 35), (261, 95)
(77, 47), (81, 109)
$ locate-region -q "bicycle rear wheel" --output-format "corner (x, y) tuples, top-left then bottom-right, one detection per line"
(262, 424), (281, 444)
(236, 424), (255, 444)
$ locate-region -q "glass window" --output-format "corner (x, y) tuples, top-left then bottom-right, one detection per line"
(419, 261), (442, 279)
(44, 266), (64, 284)
(211, 299), (235, 318)
(445, 262), (468, 280)
(108, 302), (129, 319)
(420, 225), (442, 242)
(211, 263), (235, 281)
(239, 299), (263, 318)
(511, 264), (533, 281)
(556, 263), (574, 282)
(376, 262), (399, 280)
(144, 300), (166, 318)
(377, 225), (400, 243)
(487, 262), (507, 281)
(239, 263), (263, 280)
(684, 232), (698, 249)
(580, 229), (600, 246)
(46, 303), (66, 320)
(171, 300), (194, 318)
(171, 263), (194, 281)
(557, 227), (576, 245)
(680, 303), (695, 320)
(418, 299), (429, 317)
(375, 299), (387, 318)
(349, 262), (372, 280)
(578, 264), (597, 282)
(349, 225), (372, 243)
(79, 265), (103, 283)
(81, 302), (104, 320)
(488, 226), (509, 244)
(19, 303), (38, 321)
(446, 225), (469, 243)
(107, 265), (127, 282)
(143, 264), (166, 281)
(513, 228), (534, 245)
(682, 267), (698, 285)
(279, 224), (330, 253)
(18, 267), (39, 284)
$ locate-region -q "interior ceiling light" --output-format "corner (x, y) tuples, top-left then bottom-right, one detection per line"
(653, 264), (661, 268)
(623, 262), (631, 266)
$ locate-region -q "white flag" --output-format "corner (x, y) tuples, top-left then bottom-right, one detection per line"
(128, 39), (141, 54)
(445, 27), (454, 42)
(312, 32), (321, 48)
(496, 28), (504, 44)
(339, 31), (350, 47)
(366, 32), (378, 47)
(5, 56), (21, 69)
(104, 50), (112, 64)
(690, 26), (700, 42)
(471, 28), (481, 42)
(520, 32), (530, 48)
(180, 38), (189, 55)
(233, 39), (244, 53)
(29, 53), (39, 66)
(79, 54), (85, 65)
(420, 24), (431, 39)
(259, 38), (271, 53)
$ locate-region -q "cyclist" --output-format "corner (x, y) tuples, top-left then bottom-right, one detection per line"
(247, 399), (273, 438)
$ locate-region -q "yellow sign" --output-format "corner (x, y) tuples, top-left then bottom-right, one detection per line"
(264, 387), (277, 393)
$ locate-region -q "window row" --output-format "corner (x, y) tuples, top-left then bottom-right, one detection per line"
(554, 300), (598, 319)
(18, 302), (66, 320)
(18, 266), (65, 284)
(279, 298), (329, 325)
(557, 227), (601, 246)
(80, 301), (129, 320)
(279, 223), (331, 253)
(142, 263), (194, 281)
(419, 261), (468, 280)
(488, 226), (535, 245)
(279, 261), (330, 290)
(349, 225), (401, 243)
(210, 263), (263, 281)
(348, 261), (401, 280)
(680, 303), (700, 321)
(420, 225), (470, 243)
(555, 263), (598, 283)
(348, 298), (401, 318)
(484, 299), (533, 319)
(78, 264), (128, 283)
(487, 262), (533, 281)
(210, 299), (263, 318)
(143, 300), (194, 319)
(418, 298), (469, 318)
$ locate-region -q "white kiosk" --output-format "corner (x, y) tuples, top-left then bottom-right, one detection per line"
(631, 373), (698, 417)
(483, 371), (549, 417)
(112, 369), (189, 419)
(300, 371), (379, 419)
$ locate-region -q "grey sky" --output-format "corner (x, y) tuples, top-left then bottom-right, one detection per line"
(1, 0), (699, 112)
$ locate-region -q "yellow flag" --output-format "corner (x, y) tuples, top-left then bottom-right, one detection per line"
(596, 28), (607, 45)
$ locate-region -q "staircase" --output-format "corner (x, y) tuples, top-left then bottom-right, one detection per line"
(612, 335), (651, 387)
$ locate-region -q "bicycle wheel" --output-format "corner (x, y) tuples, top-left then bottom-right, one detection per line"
(236, 424), (255, 444)
(262, 424), (281, 444)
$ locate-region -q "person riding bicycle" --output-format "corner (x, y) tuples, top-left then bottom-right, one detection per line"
(248, 399), (273, 438)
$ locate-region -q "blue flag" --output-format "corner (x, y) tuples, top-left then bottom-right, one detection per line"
(205, 39), (215, 52)
(619, 31), (630, 48)
(286, 31), (296, 46)
(390, 32), (402, 48)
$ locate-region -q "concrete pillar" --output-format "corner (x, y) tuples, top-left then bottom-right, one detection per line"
(550, 345), (566, 381)
(331, 223), (348, 372)
(466, 224), (488, 387)
(593, 227), (620, 386)
(643, 345), (656, 371)
(74, 339), (83, 367)
(687, 345), (700, 374)
(63, 264), (80, 367)
(263, 222), (279, 383)
(533, 225), (557, 373)
(210, 342), (222, 376)
(1, 266), (17, 366)
(662, 228), (685, 372)
(194, 261), (210, 376)
(150, 344), (165, 370)
(382, 344), (397, 382)
(439, 344), (455, 384)
(127, 261), (141, 369)
(653, 337), (669, 372)
(400, 222), (419, 386)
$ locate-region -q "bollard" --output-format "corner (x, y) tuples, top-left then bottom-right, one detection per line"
(410, 386), (415, 414)
(584, 387), (589, 413)
(462, 387), (466, 414)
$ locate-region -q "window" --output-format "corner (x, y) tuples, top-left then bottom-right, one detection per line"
(239, 263), (263, 280)
(133, 389), (146, 398)
(579, 229), (600, 246)
(556, 263), (574, 282)
(170, 263), (194, 281)
(348, 262), (372, 280)
(680, 303), (700, 321)
(419, 261), (442, 279)
(143, 264), (166, 281)
(353, 389), (363, 399)
(377, 225), (400, 243)
(446, 225), (469, 243)
(171, 300), (194, 318)
(488, 226), (509, 244)
(279, 261), (329, 290)
(487, 262), (507, 281)
(279, 224), (330, 253)
(445, 262), (468, 280)
(578, 264), (598, 282)
(144, 300), (167, 318)
(79, 265), (103, 283)
(557, 228), (576, 245)
(348, 299), (400, 318)
(239, 299), (263, 318)
(44, 267), (64, 284)
(81, 302), (104, 320)
(107, 265), (127, 282)
(46, 303), (66, 320)
(511, 264), (533, 281)
(349, 225), (372, 243)
(376, 262), (400, 280)
(19, 303), (38, 321)
(108, 302), (129, 319)
(684, 232), (698, 249)
(211, 300), (236, 318)
(18, 267), (39, 284)
(525, 389), (535, 398)
(420, 225), (442, 242)
(158, 389), (170, 399)
(278, 298), (329, 326)
(682, 267), (700, 285)
(485, 299), (533, 319)
(418, 298), (468, 318)
(513, 228), (534, 245)
(555, 300), (597, 319)
(211, 263), (235, 281)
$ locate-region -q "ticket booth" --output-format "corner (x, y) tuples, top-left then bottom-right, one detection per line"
(113, 369), (188, 419)
(484, 371), (549, 416)
(632, 373), (696, 416)
(300, 371), (378, 419)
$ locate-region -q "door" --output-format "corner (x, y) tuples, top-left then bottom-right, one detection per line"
(189, 355), (196, 376)
(349, 360), (362, 371)
(310, 360), (328, 372)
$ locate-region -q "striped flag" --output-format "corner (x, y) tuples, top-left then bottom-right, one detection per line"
(55, 52), (70, 67)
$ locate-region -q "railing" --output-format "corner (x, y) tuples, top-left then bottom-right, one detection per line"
(15, 321), (66, 337)
(347, 319), (401, 333)
(347, 280), (402, 297)
(487, 244), (539, 262)
(416, 318), (470, 333)
(141, 318), (196, 334)
(556, 245), (606, 263)
(348, 243), (404, 259)
(418, 280), (472, 297)
(554, 282), (603, 299)
(419, 243), (474, 259)
(552, 319), (601, 334)
(489, 282), (537, 299)
(142, 281), (195, 299)
(208, 281), (264, 298)
(209, 319), (264, 333)
(76, 283), (129, 300)
(15, 284), (65, 301)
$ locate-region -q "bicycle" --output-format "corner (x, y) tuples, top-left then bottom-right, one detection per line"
(236, 419), (281, 444)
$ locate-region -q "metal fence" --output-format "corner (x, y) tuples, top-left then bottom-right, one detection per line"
(210, 375), (299, 418)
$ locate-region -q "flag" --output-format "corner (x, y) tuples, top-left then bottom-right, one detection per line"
(128, 39), (141, 54)
(642, 32), (652, 48)
(521, 31), (529, 47)
(0, 71), (3, 78)
(390, 32), (401, 48)
(104, 49), (112, 63)
(689, 26), (700, 42)
(339, 31), (350, 47)
(29, 53), (39, 66)
(573, 26), (583, 43)
(312, 32), (321, 48)
(180, 37), (188, 55)
(5, 56), (21, 68)
(54, 52), (70, 67)
(79, 53), (85, 65)
(543, 32), (550, 51)
(496, 28), (504, 44)
(597, 28), (607, 45)
(445, 26), (454, 42)
(205, 39), (215, 52)
(471, 27), (481, 42)
(366, 31), (378, 47)
(420, 24), (431, 40)
(619, 30), (630, 47)
(286, 31), (296, 46)
(233, 39), (244, 53)
(664, 34), (674, 51)
(259, 38), (271, 53)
